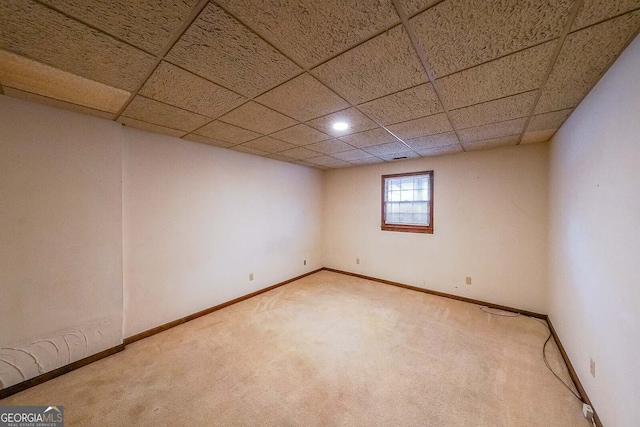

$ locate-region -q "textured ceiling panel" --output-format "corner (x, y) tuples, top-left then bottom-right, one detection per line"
(362, 141), (413, 156)
(325, 160), (354, 168)
(39, 0), (198, 55)
(437, 41), (555, 109)
(521, 129), (557, 144)
(0, 50), (129, 113)
(415, 144), (464, 157)
(241, 136), (298, 153)
(165, 3), (301, 98)
(0, 1), (155, 91)
(536, 12), (640, 113)
(572, 0), (640, 30)
(194, 120), (261, 144)
(458, 118), (526, 143)
(122, 96), (210, 132)
(332, 149), (377, 161)
(350, 157), (385, 165)
(229, 145), (268, 156)
(140, 62), (246, 118)
(357, 83), (443, 125)
(338, 127), (397, 148)
(527, 108), (573, 132)
(182, 133), (236, 148)
(312, 25), (426, 104)
(378, 151), (421, 161)
(449, 91), (537, 130)
(3, 86), (114, 119)
(410, 0), (573, 78)
(119, 116), (187, 138)
(386, 113), (452, 139)
(404, 132), (459, 149)
(305, 155), (344, 165)
(279, 146), (321, 160)
(306, 107), (378, 136)
(270, 124), (331, 146)
(219, 101), (297, 134)
(399, 0), (441, 17)
(462, 135), (520, 151)
(255, 73), (349, 121)
(306, 139), (354, 155)
(213, 0), (399, 68)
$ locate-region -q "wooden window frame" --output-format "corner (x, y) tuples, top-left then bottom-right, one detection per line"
(381, 170), (434, 234)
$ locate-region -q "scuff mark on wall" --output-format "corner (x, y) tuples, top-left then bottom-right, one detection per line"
(0, 315), (121, 390)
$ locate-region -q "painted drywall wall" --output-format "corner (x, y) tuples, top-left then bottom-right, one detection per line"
(0, 96), (123, 389)
(322, 144), (549, 314)
(548, 35), (640, 427)
(122, 128), (323, 338)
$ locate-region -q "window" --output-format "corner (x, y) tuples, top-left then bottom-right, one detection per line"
(381, 171), (433, 234)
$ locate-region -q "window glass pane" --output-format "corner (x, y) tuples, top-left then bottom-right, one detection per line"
(383, 173), (431, 229)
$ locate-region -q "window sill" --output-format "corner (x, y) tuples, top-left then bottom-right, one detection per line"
(381, 224), (433, 234)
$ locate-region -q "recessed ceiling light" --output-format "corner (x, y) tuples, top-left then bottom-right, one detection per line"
(332, 122), (349, 131)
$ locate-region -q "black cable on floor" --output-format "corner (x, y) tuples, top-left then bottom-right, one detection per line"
(480, 306), (584, 402)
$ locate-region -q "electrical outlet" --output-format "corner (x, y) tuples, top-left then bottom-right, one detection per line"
(356, 258), (360, 265)
(590, 358), (595, 378)
(249, 273), (254, 281)
(465, 276), (472, 285)
(304, 260), (306, 265)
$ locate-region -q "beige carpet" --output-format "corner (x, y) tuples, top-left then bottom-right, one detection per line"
(1, 271), (589, 426)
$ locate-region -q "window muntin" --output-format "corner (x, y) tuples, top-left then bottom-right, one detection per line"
(381, 171), (433, 234)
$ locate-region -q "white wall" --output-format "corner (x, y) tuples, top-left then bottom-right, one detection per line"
(122, 129), (323, 338)
(0, 96), (123, 389)
(322, 144), (549, 314)
(548, 35), (640, 427)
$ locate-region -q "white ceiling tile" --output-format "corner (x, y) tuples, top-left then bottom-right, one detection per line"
(405, 132), (459, 149)
(140, 62), (246, 118)
(241, 136), (298, 153)
(256, 73), (349, 122)
(527, 109), (573, 132)
(0, 1), (155, 91)
(182, 134), (236, 148)
(331, 149), (375, 161)
(195, 120), (261, 144)
(349, 157), (386, 165)
(306, 139), (354, 155)
(449, 91), (537, 130)
(122, 96), (211, 132)
(462, 135), (520, 151)
(410, 0), (573, 77)
(2, 86), (115, 119)
(39, 0), (198, 55)
(306, 107), (378, 136)
(415, 144), (464, 157)
(536, 12), (640, 113)
(165, 3), (301, 98)
(279, 146), (321, 160)
(312, 25), (426, 104)
(386, 113), (452, 139)
(305, 155), (344, 166)
(572, 0), (640, 30)
(213, 0), (400, 68)
(399, 0), (441, 17)
(522, 130), (556, 144)
(357, 83), (443, 125)
(363, 141), (413, 156)
(0, 50), (129, 113)
(437, 41), (555, 109)
(338, 127), (397, 148)
(458, 118), (526, 143)
(119, 116), (187, 138)
(270, 124), (331, 146)
(219, 101), (297, 134)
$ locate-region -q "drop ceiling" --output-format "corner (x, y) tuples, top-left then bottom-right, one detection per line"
(1, 0), (639, 170)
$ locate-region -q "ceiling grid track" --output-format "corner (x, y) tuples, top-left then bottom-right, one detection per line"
(517, 0), (584, 145)
(390, 0), (467, 153)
